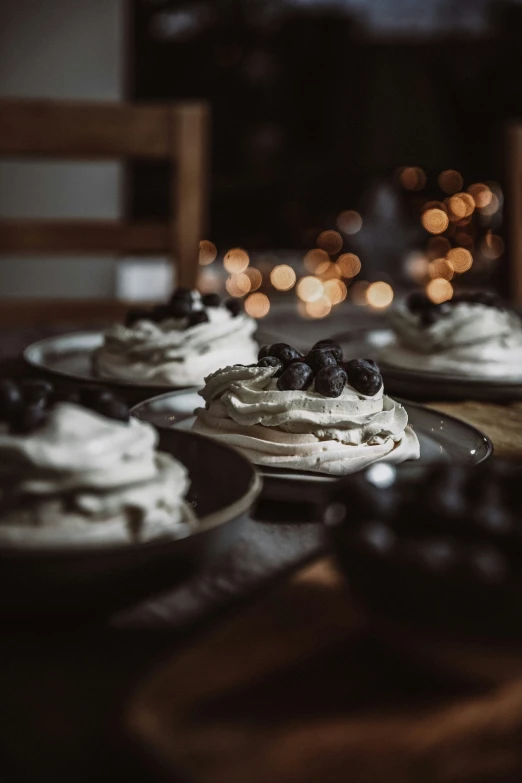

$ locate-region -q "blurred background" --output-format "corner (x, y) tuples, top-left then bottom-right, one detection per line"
(1, 0), (521, 322)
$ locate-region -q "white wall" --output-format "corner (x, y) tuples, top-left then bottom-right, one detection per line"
(0, 0), (123, 298)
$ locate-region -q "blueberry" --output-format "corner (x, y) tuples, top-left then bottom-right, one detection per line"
(257, 345), (271, 361)
(10, 404), (48, 434)
(225, 298), (242, 317)
(187, 310), (209, 328)
(125, 308), (152, 327)
(315, 365), (347, 397)
(169, 287), (193, 304)
(312, 339), (343, 362)
(0, 379), (22, 419)
(21, 379), (53, 406)
(344, 359), (382, 396)
(363, 358), (379, 371)
(268, 343), (302, 367)
(202, 293), (221, 308)
(306, 348), (338, 374)
(257, 356), (284, 374)
(277, 362), (313, 391)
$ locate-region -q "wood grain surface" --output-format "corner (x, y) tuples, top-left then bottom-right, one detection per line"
(428, 401), (522, 460)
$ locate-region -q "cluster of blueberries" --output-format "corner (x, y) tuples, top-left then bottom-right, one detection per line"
(338, 461), (520, 586)
(125, 288), (241, 328)
(0, 378), (129, 435)
(407, 290), (504, 328)
(248, 339), (383, 398)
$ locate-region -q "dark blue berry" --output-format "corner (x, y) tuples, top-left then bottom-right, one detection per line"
(125, 308), (152, 327)
(169, 287), (193, 304)
(187, 310), (209, 327)
(10, 404), (48, 434)
(277, 362), (313, 391)
(0, 379), (22, 419)
(257, 345), (271, 361)
(306, 348), (338, 374)
(314, 365), (347, 397)
(344, 359), (382, 396)
(21, 379), (53, 406)
(257, 356), (284, 374)
(225, 298), (242, 317)
(202, 293), (221, 307)
(312, 339), (343, 362)
(269, 343), (302, 367)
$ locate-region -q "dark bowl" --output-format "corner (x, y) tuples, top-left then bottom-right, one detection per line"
(324, 462), (522, 682)
(0, 429), (261, 619)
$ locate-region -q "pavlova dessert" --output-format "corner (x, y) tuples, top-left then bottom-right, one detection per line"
(386, 291), (522, 379)
(193, 339), (419, 475)
(93, 288), (258, 387)
(0, 378), (192, 548)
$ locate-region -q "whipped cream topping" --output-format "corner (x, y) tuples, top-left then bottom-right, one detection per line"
(193, 365), (419, 476)
(387, 301), (522, 379)
(0, 403), (191, 548)
(94, 305), (258, 387)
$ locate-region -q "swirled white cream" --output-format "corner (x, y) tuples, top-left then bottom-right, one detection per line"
(94, 304), (258, 387)
(0, 403), (192, 549)
(193, 365), (419, 476)
(386, 301), (522, 379)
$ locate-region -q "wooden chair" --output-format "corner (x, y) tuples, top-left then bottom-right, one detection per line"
(0, 98), (210, 325)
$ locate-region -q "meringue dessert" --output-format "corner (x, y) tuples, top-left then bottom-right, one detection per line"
(0, 379), (192, 549)
(193, 340), (420, 476)
(386, 291), (522, 379)
(94, 288), (258, 388)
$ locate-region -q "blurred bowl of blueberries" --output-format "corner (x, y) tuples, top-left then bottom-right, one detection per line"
(325, 460), (522, 683)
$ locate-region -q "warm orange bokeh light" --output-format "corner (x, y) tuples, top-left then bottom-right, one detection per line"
(305, 296), (332, 319)
(426, 236), (451, 259)
(245, 292), (270, 318)
(323, 278), (347, 305)
(318, 261), (342, 280)
(481, 232), (505, 259)
(224, 247), (249, 274)
(404, 251), (430, 283)
(316, 230), (343, 255)
(421, 208), (449, 234)
(366, 281), (394, 309)
(399, 167), (426, 191)
(336, 253), (361, 278)
(438, 170), (463, 194)
(296, 276), (324, 302)
(468, 183), (493, 209)
(447, 247), (473, 273)
(429, 258), (454, 281)
(199, 240), (218, 266)
(448, 192), (475, 219)
(426, 278), (453, 303)
(245, 267), (262, 291)
(270, 264), (296, 291)
(479, 193), (500, 216)
(304, 248), (330, 273)
(336, 210), (362, 235)
(226, 273), (251, 297)
(350, 280), (370, 306)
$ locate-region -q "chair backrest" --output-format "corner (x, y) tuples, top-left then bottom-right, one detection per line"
(0, 98), (210, 324)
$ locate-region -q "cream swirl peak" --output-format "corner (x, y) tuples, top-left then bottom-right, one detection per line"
(386, 291), (522, 379)
(94, 288), (258, 387)
(194, 342), (419, 475)
(0, 393), (191, 548)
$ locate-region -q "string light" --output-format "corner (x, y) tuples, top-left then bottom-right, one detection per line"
(438, 170), (463, 194)
(429, 258), (454, 281)
(245, 267), (262, 291)
(199, 240), (217, 265)
(426, 278), (453, 303)
(447, 247), (473, 272)
(448, 193), (475, 219)
(366, 281), (394, 309)
(305, 296), (332, 319)
(318, 261), (342, 280)
(399, 167), (426, 191)
(479, 193), (500, 216)
(304, 248), (330, 273)
(323, 279), (347, 305)
(316, 230), (343, 255)
(336, 210), (362, 235)
(421, 208), (449, 234)
(481, 232), (505, 259)
(245, 292), (270, 318)
(297, 276), (324, 302)
(468, 183), (493, 209)
(270, 264), (296, 291)
(426, 236), (451, 259)
(350, 280), (370, 306)
(226, 273), (250, 297)
(336, 253), (361, 278)
(404, 251), (430, 283)
(224, 247), (249, 273)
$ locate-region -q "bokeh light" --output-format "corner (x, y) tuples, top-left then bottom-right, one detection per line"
(429, 258), (454, 281)
(447, 247), (473, 272)
(305, 296), (332, 319)
(481, 232), (505, 259)
(404, 251), (430, 283)
(226, 273), (251, 297)
(224, 247), (249, 273)
(270, 264), (296, 291)
(479, 193), (500, 216)
(304, 248), (330, 273)
(421, 208), (449, 234)
(426, 236), (451, 259)
(399, 167), (426, 191)
(448, 192), (475, 219)
(199, 240), (217, 266)
(423, 201), (447, 213)
(336, 253), (361, 278)
(426, 278), (453, 303)
(366, 281), (394, 309)
(336, 210), (362, 235)
(468, 183), (492, 209)
(350, 280), (370, 306)
(245, 267), (262, 291)
(245, 292), (270, 318)
(296, 276), (324, 302)
(316, 230), (343, 255)
(438, 169), (463, 194)
(318, 261), (342, 280)
(323, 278), (347, 305)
